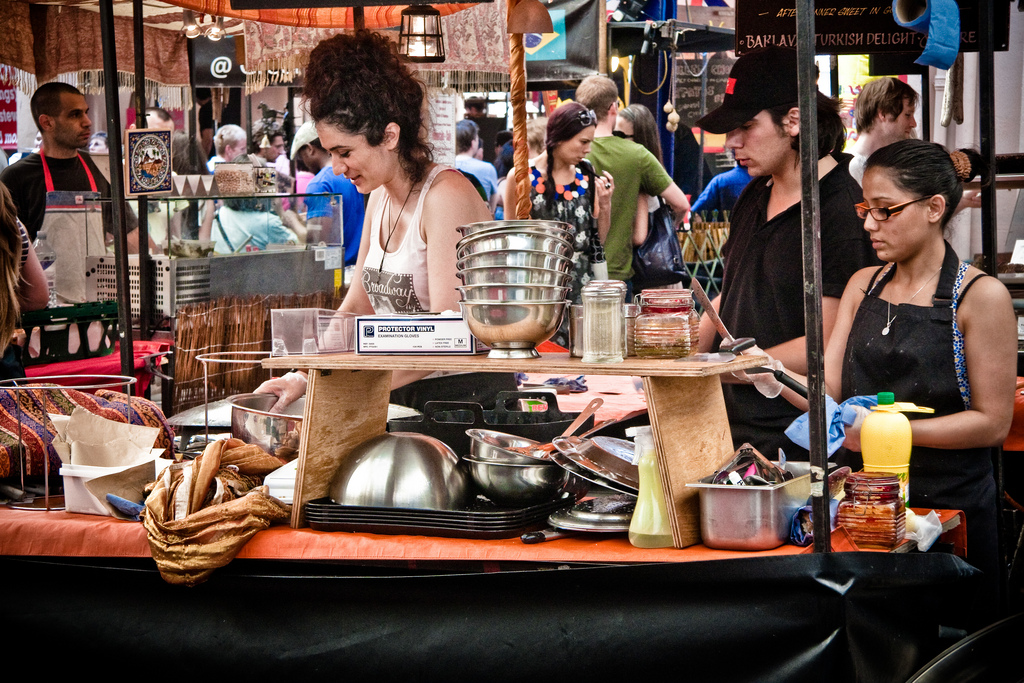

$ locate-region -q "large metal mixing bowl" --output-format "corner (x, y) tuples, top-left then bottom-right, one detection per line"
(228, 393), (305, 460)
(463, 455), (571, 506)
(457, 265), (573, 287)
(456, 231), (574, 260)
(456, 249), (573, 273)
(457, 284), (571, 303)
(459, 300), (567, 359)
(457, 220), (574, 239)
(329, 432), (469, 511)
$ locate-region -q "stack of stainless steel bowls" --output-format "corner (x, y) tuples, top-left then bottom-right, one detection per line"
(456, 220), (575, 359)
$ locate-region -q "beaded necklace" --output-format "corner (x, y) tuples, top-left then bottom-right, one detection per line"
(531, 165), (588, 200)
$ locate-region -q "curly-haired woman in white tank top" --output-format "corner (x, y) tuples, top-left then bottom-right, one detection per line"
(257, 31), (516, 411)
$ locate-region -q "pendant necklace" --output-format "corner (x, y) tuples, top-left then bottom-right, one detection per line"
(376, 183), (416, 282)
(881, 267), (941, 336)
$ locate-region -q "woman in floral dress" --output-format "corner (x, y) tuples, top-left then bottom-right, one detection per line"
(504, 102), (614, 346)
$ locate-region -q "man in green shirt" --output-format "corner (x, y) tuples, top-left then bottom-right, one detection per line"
(575, 75), (691, 285)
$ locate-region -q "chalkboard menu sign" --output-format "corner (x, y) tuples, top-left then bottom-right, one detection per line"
(673, 53), (737, 129)
(735, 0), (1008, 56)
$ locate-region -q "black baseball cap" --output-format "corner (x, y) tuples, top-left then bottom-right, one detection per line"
(695, 47), (803, 134)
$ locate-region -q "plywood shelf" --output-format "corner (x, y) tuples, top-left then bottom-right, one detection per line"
(264, 351), (765, 547)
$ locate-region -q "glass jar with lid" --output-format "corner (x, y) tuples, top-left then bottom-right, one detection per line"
(633, 289), (699, 359)
(581, 281), (626, 364)
(836, 471), (906, 550)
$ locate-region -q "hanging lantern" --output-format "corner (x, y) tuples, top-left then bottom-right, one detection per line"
(398, 5), (446, 63)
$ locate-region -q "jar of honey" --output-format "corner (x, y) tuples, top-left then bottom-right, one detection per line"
(633, 289), (699, 359)
(836, 471), (906, 550)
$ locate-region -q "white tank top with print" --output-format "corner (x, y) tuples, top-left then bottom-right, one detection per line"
(362, 165), (452, 314)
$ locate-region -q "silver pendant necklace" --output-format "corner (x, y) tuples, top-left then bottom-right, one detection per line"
(881, 266), (941, 336)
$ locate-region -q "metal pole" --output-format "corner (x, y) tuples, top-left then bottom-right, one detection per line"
(99, 0), (136, 384)
(795, 0), (830, 554)
(134, 0), (153, 339)
(977, 0), (1004, 613)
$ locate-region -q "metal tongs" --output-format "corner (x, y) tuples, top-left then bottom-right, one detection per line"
(711, 443), (792, 486)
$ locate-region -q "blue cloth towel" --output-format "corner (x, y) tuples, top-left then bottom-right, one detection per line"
(784, 394), (878, 456)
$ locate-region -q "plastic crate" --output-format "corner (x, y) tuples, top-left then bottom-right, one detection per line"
(20, 301), (119, 366)
(85, 254), (211, 320)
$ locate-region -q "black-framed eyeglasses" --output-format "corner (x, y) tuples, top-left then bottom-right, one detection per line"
(854, 196), (930, 221)
(577, 109), (597, 127)
(612, 130), (633, 139)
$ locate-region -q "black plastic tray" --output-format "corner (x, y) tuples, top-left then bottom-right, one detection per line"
(305, 496), (574, 538)
(387, 390), (593, 456)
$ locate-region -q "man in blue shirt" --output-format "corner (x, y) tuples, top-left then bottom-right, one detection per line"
(690, 162), (752, 218)
(454, 119), (499, 214)
(290, 121), (365, 266)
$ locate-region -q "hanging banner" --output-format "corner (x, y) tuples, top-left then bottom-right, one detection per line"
(0, 86), (16, 150)
(524, 0), (602, 90)
(735, 0), (1009, 56)
(193, 36), (247, 88)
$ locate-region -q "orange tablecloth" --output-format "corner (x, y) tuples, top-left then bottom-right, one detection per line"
(0, 505), (963, 565)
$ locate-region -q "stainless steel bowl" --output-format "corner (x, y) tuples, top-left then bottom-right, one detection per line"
(465, 428), (549, 465)
(457, 284), (571, 303)
(456, 231), (574, 260)
(463, 454), (571, 506)
(457, 265), (573, 287)
(228, 393), (305, 460)
(329, 432), (469, 511)
(457, 249), (573, 273)
(457, 220), (574, 239)
(459, 300), (567, 359)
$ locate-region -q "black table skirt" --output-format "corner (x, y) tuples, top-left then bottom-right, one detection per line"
(1, 552), (980, 682)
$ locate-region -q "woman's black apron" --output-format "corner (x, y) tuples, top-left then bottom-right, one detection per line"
(838, 242), (999, 613)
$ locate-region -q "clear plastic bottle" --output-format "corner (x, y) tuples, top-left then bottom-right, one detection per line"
(33, 231), (57, 308)
(627, 425), (674, 548)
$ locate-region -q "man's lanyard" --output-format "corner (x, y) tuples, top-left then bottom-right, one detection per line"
(39, 147), (98, 193)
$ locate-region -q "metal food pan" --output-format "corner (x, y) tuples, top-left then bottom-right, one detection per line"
(686, 463), (810, 551)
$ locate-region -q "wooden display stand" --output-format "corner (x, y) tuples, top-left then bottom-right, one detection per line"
(263, 352), (765, 548)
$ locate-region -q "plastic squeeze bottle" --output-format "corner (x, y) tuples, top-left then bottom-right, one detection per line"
(627, 426), (674, 548)
(860, 392), (915, 504)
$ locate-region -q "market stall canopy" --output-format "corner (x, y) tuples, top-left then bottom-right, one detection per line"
(0, 0), (247, 104)
(0, 0), (495, 100)
(242, 0), (508, 93)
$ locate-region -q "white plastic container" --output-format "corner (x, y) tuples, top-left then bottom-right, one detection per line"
(60, 455), (160, 517)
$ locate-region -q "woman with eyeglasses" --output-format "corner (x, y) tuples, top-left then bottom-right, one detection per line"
(503, 102), (614, 346)
(769, 139), (1014, 618)
(256, 30), (512, 412)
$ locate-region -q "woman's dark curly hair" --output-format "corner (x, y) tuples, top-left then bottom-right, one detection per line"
(304, 30), (432, 184)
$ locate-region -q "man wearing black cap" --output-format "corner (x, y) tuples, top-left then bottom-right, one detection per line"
(695, 47), (877, 460)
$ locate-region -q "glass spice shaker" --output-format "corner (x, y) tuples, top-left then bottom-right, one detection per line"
(581, 281), (626, 364)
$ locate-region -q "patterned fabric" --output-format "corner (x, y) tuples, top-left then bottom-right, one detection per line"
(950, 261), (971, 410)
(0, 387), (173, 479)
(0, 1), (191, 92)
(242, 0), (508, 93)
